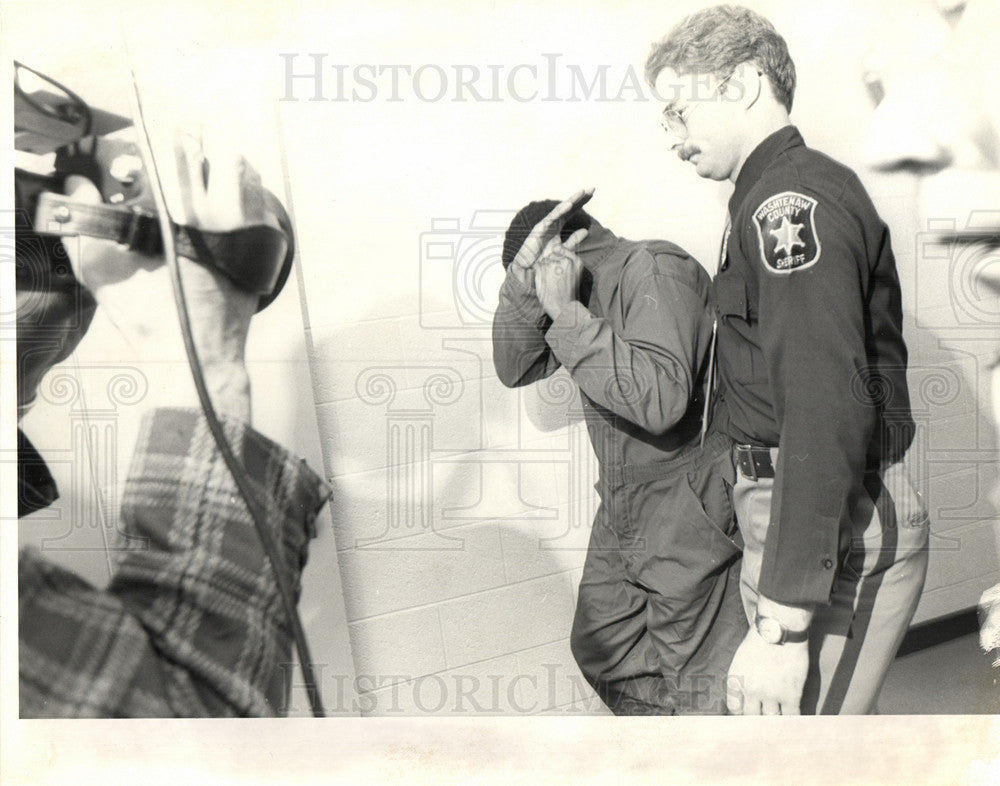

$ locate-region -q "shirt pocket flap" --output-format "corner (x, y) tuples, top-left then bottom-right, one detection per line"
(714, 274), (748, 320)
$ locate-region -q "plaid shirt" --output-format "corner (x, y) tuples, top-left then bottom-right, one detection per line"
(19, 408), (331, 718)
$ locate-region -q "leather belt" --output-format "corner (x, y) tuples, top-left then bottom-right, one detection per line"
(33, 191), (290, 310)
(733, 443), (775, 481)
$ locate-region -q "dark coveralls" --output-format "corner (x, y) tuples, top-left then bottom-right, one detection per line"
(712, 126), (930, 713)
(493, 222), (747, 714)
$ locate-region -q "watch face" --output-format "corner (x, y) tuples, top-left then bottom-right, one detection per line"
(756, 616), (783, 645)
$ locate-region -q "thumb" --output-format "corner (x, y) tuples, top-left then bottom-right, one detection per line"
(563, 227), (588, 251)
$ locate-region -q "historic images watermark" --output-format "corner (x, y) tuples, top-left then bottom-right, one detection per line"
(280, 663), (740, 716)
(278, 52), (747, 104)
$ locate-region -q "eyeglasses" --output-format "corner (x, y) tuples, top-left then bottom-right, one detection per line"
(660, 72), (734, 139)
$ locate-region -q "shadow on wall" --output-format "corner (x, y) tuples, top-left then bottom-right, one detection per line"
(310, 293), (608, 714)
(904, 320), (1000, 621)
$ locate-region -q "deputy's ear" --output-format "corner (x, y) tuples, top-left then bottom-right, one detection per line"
(727, 63), (762, 110)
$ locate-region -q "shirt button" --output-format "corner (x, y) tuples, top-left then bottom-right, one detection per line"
(822, 558), (834, 569)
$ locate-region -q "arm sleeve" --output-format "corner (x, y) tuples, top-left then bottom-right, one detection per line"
(543, 254), (710, 435)
(492, 266), (562, 387)
(752, 198), (877, 604)
(18, 408), (331, 717)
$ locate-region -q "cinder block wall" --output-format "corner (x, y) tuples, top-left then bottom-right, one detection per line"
(300, 272), (614, 714)
(286, 0), (998, 715)
(894, 199), (1000, 623)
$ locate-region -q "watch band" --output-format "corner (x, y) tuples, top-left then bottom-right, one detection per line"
(754, 613), (809, 645)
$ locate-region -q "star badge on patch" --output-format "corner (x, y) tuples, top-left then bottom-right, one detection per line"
(752, 191), (821, 274)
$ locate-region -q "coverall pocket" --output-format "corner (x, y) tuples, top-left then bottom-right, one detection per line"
(682, 466), (741, 555)
(625, 465), (741, 603)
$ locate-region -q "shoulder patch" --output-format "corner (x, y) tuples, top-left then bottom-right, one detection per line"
(752, 191), (821, 274)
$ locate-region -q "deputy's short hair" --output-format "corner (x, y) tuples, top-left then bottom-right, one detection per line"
(644, 4), (796, 112)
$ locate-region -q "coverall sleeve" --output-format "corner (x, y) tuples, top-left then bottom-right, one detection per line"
(750, 190), (877, 605)
(543, 252), (710, 435)
(492, 266), (562, 387)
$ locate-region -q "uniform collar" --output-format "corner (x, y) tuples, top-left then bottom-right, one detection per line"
(729, 125), (805, 217)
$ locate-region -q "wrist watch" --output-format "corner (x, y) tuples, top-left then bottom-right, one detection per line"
(754, 613), (809, 645)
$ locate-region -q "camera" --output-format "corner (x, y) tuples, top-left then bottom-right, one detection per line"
(14, 60), (294, 312)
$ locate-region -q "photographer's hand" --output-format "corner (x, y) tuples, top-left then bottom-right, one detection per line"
(62, 133), (268, 423)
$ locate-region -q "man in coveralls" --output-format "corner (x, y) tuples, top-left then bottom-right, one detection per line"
(645, 5), (930, 714)
(492, 191), (747, 714)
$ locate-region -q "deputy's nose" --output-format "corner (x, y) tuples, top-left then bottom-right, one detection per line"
(663, 131), (685, 153)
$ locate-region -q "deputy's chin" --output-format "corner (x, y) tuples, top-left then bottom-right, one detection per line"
(693, 160), (727, 182)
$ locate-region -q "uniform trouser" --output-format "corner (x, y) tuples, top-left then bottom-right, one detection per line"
(733, 452), (930, 714)
(570, 431), (749, 715)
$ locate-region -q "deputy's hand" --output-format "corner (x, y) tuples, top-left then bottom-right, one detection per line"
(509, 187), (593, 288)
(535, 243), (583, 321)
(726, 627), (808, 715)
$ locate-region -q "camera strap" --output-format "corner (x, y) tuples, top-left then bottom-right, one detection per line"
(34, 191), (290, 310)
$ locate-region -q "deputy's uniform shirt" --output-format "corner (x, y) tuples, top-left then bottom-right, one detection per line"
(712, 125), (915, 605)
(492, 222), (714, 472)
